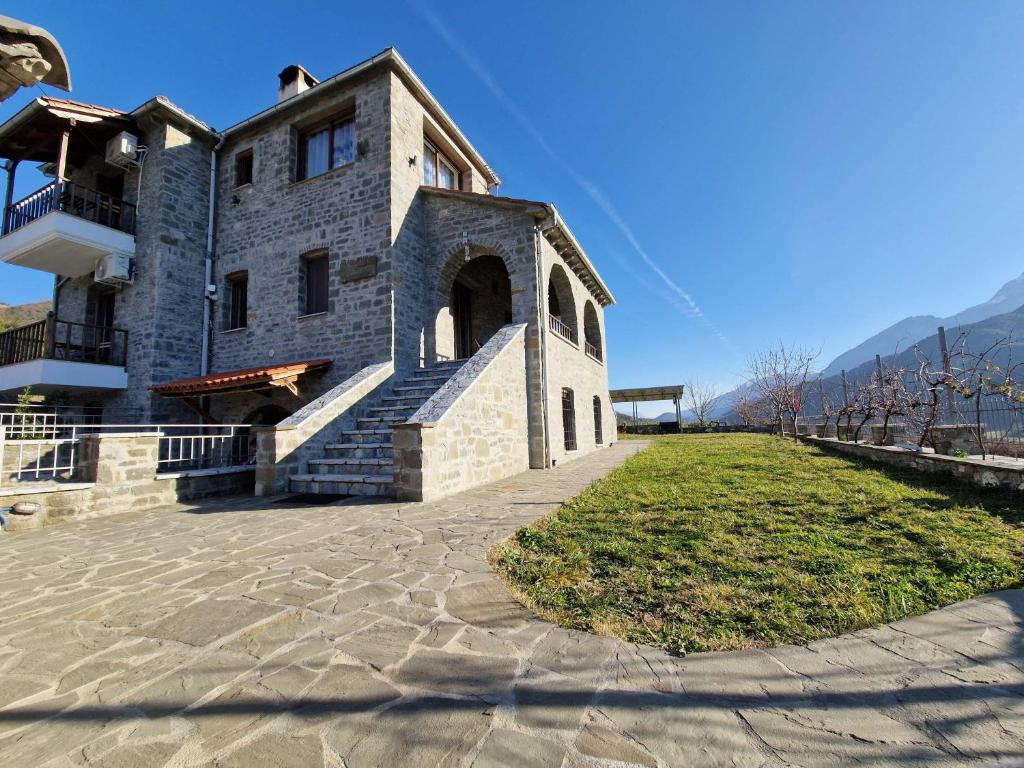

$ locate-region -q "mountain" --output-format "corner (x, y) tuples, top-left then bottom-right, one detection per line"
(0, 300), (50, 333)
(820, 271), (1024, 377)
(825, 303), (1024, 394)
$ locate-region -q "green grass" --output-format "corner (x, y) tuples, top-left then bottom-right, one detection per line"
(491, 433), (1024, 654)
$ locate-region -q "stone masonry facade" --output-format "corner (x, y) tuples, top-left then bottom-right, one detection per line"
(2, 48), (616, 498)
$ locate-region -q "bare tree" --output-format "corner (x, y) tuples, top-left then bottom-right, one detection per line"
(684, 379), (721, 427)
(734, 392), (770, 426)
(875, 360), (915, 445)
(746, 343), (820, 440)
(814, 376), (835, 436)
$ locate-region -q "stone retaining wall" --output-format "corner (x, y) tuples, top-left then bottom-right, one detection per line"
(805, 436), (1024, 491)
(1, 434), (253, 531)
(393, 324), (530, 501)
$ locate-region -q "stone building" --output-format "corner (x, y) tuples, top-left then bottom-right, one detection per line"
(0, 48), (615, 501)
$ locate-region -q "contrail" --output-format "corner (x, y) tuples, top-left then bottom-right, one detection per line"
(414, 2), (735, 352)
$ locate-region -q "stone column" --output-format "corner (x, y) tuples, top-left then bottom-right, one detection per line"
(79, 432), (173, 514)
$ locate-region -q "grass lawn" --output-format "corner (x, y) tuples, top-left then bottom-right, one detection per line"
(491, 433), (1024, 654)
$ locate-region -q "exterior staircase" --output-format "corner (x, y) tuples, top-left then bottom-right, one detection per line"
(287, 360), (464, 498)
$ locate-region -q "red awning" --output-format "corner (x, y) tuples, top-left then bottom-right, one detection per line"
(150, 359), (332, 397)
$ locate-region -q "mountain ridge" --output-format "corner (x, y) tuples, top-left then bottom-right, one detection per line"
(820, 271), (1024, 377)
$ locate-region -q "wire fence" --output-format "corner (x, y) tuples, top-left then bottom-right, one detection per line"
(795, 325), (1024, 459)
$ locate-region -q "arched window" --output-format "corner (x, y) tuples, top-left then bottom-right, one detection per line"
(593, 395), (603, 445)
(547, 264), (577, 343)
(583, 301), (602, 361)
(562, 387), (577, 451)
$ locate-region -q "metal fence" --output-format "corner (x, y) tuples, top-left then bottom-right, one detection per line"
(0, 416), (254, 485)
(796, 326), (1024, 458)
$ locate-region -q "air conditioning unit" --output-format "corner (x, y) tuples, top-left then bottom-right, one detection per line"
(105, 131), (139, 169)
(94, 252), (133, 285)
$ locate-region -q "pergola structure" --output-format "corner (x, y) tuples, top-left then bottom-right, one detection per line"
(610, 384), (686, 431)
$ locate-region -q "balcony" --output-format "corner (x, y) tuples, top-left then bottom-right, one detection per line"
(0, 181), (136, 277)
(548, 313), (578, 345)
(0, 316), (128, 394)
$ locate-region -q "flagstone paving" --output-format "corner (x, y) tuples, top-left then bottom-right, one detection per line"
(0, 441), (1023, 766)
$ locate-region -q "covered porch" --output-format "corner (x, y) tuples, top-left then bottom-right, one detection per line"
(610, 384), (686, 433)
(0, 97), (137, 277)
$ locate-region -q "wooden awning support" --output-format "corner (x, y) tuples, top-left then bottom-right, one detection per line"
(150, 358), (332, 400)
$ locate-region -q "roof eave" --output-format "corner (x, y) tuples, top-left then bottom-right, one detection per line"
(542, 205), (616, 307)
(129, 96), (216, 141)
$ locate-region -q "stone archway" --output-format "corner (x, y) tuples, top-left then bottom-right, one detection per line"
(547, 263), (578, 339)
(436, 254), (512, 361)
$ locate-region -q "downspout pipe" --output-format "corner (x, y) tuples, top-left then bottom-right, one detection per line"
(533, 222), (551, 469)
(200, 137), (225, 376)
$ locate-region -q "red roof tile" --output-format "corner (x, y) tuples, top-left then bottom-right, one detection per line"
(150, 359), (332, 396)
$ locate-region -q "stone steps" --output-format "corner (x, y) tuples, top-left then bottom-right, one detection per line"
(308, 457), (393, 475)
(288, 362), (466, 499)
(324, 442), (393, 459)
(289, 473), (393, 496)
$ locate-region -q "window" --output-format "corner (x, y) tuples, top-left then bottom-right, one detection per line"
(227, 272), (248, 330)
(234, 150), (253, 187)
(423, 139), (460, 190)
(562, 388), (577, 451)
(297, 114), (355, 180)
(593, 396), (603, 445)
(302, 252), (329, 315)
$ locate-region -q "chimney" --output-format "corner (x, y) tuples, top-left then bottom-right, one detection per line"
(278, 65), (319, 103)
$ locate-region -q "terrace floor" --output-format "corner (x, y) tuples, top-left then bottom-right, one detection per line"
(0, 441), (1022, 766)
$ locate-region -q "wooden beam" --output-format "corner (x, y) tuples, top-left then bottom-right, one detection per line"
(54, 127), (71, 181)
(181, 397), (217, 425)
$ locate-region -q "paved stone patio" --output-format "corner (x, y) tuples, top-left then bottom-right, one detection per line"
(1, 442), (1023, 767)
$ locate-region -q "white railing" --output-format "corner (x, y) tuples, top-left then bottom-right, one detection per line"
(0, 421), (253, 485)
(157, 426), (253, 473)
(548, 313), (577, 344)
(584, 340), (602, 362)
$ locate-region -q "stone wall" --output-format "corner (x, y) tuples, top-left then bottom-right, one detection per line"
(388, 73), (495, 376)
(0, 433), (253, 531)
(806, 436), (1024, 492)
(417, 192), (547, 467)
(209, 70), (394, 426)
(56, 119), (214, 423)
(539, 236), (615, 467)
(392, 324), (530, 501)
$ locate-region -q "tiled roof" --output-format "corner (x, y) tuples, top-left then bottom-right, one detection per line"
(150, 359), (332, 396)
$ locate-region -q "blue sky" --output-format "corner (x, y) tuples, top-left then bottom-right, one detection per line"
(5, 1), (1024, 402)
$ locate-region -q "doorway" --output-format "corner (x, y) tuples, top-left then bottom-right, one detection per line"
(452, 281), (473, 360)
(446, 254), (512, 361)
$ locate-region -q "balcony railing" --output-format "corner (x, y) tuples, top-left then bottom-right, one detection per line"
(548, 313), (577, 344)
(585, 340), (603, 362)
(3, 181), (136, 237)
(0, 316), (128, 369)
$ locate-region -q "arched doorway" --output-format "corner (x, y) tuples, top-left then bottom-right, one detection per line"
(447, 254), (512, 360)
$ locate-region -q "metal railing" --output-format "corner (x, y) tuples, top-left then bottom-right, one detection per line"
(0, 316), (128, 368)
(3, 180), (136, 236)
(548, 313), (577, 344)
(0, 421), (253, 485)
(584, 340), (602, 362)
(157, 426), (254, 473)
